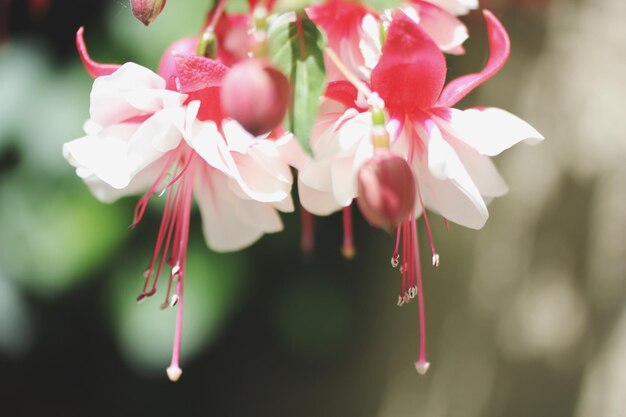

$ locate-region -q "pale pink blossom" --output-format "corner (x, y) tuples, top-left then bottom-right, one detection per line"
(64, 31), (295, 381)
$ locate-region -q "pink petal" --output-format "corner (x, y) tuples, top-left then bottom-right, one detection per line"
(76, 27), (121, 79)
(371, 11), (446, 116)
(436, 10), (510, 107)
(324, 81), (360, 109)
(409, 1), (469, 54)
(173, 53), (229, 93)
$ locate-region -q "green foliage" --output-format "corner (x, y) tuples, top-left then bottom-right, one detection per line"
(269, 11), (327, 156)
(0, 177), (129, 297)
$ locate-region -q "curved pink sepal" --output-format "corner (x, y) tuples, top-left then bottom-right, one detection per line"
(324, 81), (360, 109)
(371, 11), (446, 116)
(173, 53), (229, 93)
(436, 10), (510, 107)
(76, 27), (121, 79)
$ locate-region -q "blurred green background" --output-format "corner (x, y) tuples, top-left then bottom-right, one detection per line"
(1, 0), (625, 416)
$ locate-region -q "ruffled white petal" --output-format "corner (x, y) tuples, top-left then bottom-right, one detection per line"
(432, 107), (544, 157)
(90, 63), (187, 126)
(195, 168), (284, 252)
(413, 120), (489, 229)
(298, 178), (343, 216)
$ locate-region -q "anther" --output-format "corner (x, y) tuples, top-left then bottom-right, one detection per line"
(432, 254), (440, 268)
(171, 264), (181, 279)
(415, 360), (430, 375)
(169, 294), (179, 307)
(166, 366), (182, 382)
(391, 252), (400, 268)
(341, 245), (356, 260)
(397, 296), (404, 307)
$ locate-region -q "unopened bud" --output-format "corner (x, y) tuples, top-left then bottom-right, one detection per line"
(356, 153), (416, 230)
(221, 59), (290, 136)
(157, 37), (198, 82)
(131, 0), (166, 26)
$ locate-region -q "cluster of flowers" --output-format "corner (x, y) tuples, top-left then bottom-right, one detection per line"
(63, 0), (543, 381)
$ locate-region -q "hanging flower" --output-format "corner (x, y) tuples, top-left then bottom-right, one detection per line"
(298, 10), (543, 373)
(64, 29), (295, 381)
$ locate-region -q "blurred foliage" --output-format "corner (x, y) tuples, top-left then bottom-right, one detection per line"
(1, 0), (626, 417)
(108, 243), (246, 374)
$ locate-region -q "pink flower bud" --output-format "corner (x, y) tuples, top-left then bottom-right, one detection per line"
(157, 37), (198, 84)
(356, 153), (416, 230)
(220, 59), (290, 136)
(131, 0), (166, 26)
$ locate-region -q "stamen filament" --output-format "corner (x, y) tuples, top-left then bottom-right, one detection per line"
(324, 47), (373, 99)
(300, 205), (315, 259)
(341, 205), (356, 259)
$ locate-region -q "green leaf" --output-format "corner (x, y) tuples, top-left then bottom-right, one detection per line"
(269, 11), (327, 156)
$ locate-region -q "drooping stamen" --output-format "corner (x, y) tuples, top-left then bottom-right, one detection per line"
(391, 226), (401, 268)
(415, 183), (439, 267)
(167, 160), (194, 382)
(132, 152), (177, 228)
(411, 215), (429, 375)
(341, 205), (356, 259)
(324, 47), (373, 100)
(300, 205), (315, 259)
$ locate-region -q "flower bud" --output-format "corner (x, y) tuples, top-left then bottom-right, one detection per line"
(356, 153), (416, 230)
(157, 37), (198, 83)
(131, 0), (166, 26)
(220, 59), (290, 136)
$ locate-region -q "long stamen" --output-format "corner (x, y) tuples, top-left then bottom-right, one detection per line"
(137, 185), (178, 301)
(411, 215), (429, 375)
(324, 47), (373, 99)
(167, 154), (195, 382)
(132, 152), (177, 228)
(415, 183), (439, 267)
(391, 226), (401, 268)
(300, 205), (315, 259)
(341, 205), (356, 259)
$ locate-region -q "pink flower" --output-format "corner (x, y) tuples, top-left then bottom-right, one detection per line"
(64, 29), (295, 381)
(307, 0), (472, 84)
(298, 10), (543, 372)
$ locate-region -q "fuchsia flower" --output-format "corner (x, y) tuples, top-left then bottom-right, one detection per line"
(308, 0), (474, 83)
(298, 10), (543, 373)
(64, 29), (295, 381)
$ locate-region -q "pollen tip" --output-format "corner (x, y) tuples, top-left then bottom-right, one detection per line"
(136, 294), (147, 303)
(169, 294), (179, 307)
(432, 254), (440, 268)
(391, 253), (400, 268)
(167, 366), (183, 382)
(341, 245), (356, 260)
(415, 360), (430, 375)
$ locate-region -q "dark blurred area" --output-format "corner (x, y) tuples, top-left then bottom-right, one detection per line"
(1, 0), (625, 416)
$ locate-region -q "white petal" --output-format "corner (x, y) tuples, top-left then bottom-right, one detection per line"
(433, 107), (544, 157)
(79, 157), (168, 203)
(90, 63), (186, 126)
(298, 178), (342, 216)
(63, 124), (137, 189)
(410, 2), (469, 53)
(416, 120), (489, 229)
(423, 0), (478, 16)
(449, 137), (509, 197)
(360, 14), (382, 71)
(195, 169), (283, 252)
